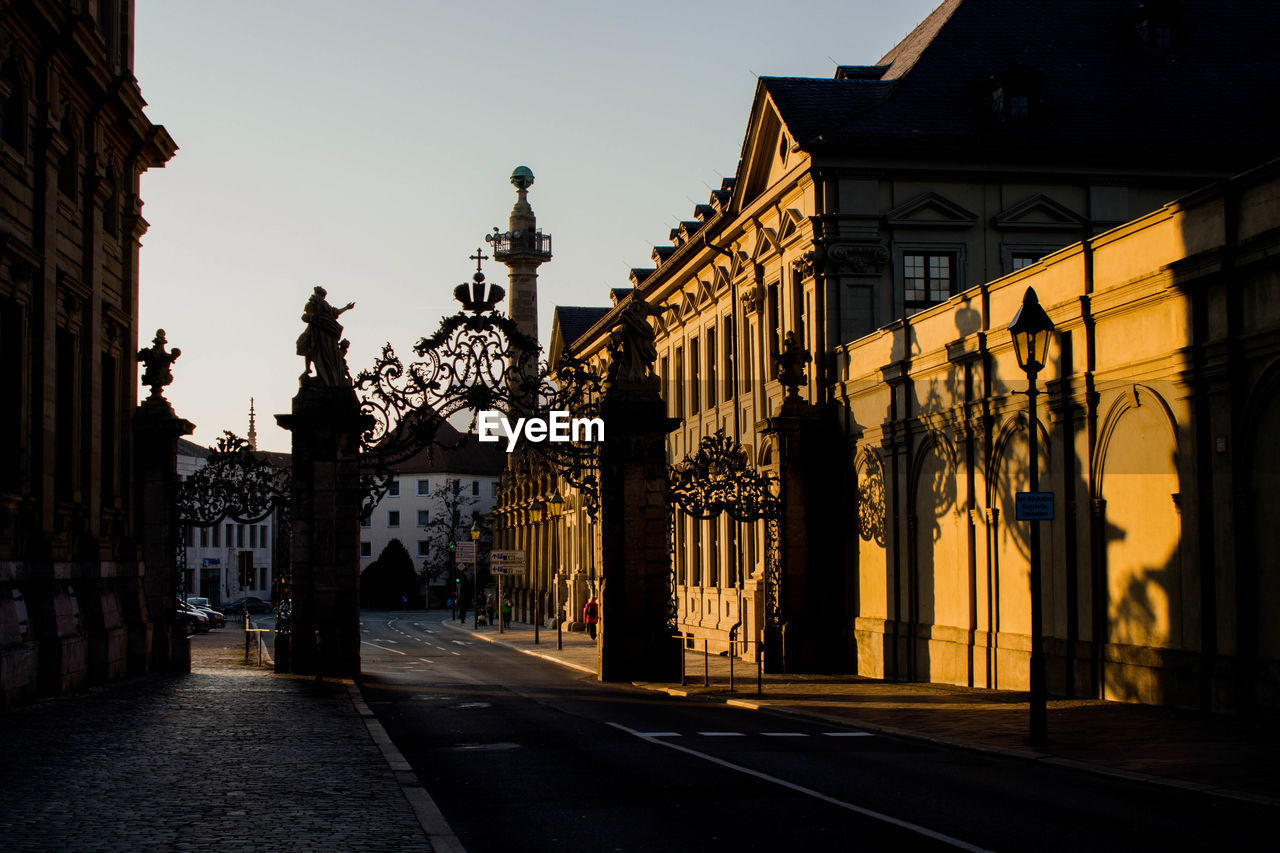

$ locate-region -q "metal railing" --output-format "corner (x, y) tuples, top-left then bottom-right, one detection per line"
(677, 632), (765, 695)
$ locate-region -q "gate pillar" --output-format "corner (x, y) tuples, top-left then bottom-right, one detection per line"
(597, 390), (680, 682)
(134, 395), (193, 674)
(762, 399), (849, 673)
(277, 384), (369, 678)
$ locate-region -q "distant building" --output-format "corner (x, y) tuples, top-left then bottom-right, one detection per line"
(361, 420), (504, 602)
(526, 0), (1280, 711)
(176, 438), (286, 609)
(0, 1), (175, 704)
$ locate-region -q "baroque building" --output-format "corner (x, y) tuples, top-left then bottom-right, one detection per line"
(524, 0), (1280, 710)
(0, 1), (175, 704)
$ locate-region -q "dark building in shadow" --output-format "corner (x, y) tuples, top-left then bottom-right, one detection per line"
(0, 1), (175, 704)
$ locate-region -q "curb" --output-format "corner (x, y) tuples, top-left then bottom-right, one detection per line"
(347, 682), (468, 853)
(439, 618), (597, 675)
(440, 620), (1280, 810)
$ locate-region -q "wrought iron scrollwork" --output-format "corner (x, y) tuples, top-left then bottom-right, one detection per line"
(354, 256), (604, 513)
(666, 430), (782, 633)
(177, 432), (291, 527)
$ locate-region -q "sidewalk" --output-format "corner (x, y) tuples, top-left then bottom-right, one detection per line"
(441, 616), (1280, 807)
(0, 624), (441, 853)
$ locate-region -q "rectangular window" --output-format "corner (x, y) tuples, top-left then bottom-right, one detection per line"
(689, 335), (700, 415)
(417, 479), (430, 496)
(417, 509), (430, 527)
(226, 523), (234, 545)
(766, 283), (781, 367)
(791, 268), (805, 343)
(199, 527), (208, 548)
(660, 355), (670, 416)
(723, 315), (734, 402)
(249, 526), (257, 548)
(185, 526), (193, 548)
(388, 510), (400, 527)
(360, 541), (372, 558)
(1010, 251), (1041, 272)
(261, 525), (269, 547)
(55, 329), (75, 500)
(903, 252), (956, 313)
(708, 518), (719, 588)
(360, 515), (371, 529)
(472, 480), (479, 496)
(417, 540), (430, 557)
(743, 321), (753, 393)
(674, 346), (685, 419)
(237, 524), (245, 548)
(212, 525), (220, 547)
(706, 327), (717, 410)
(388, 479), (400, 497)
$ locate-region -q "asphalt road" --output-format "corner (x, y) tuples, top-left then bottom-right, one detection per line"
(358, 610), (1273, 853)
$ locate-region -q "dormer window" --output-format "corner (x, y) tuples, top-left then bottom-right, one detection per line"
(985, 65), (1044, 123)
(1133, 1), (1184, 54)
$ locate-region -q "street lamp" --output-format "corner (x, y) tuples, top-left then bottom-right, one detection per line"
(470, 520), (481, 629)
(1008, 286), (1055, 746)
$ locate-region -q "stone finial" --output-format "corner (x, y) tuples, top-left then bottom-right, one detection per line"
(137, 328), (180, 404)
(774, 330), (812, 401)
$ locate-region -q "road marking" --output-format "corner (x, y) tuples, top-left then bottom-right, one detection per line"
(450, 651), (462, 656)
(361, 640), (407, 656)
(698, 731), (745, 737)
(823, 731), (875, 737)
(418, 658), (434, 664)
(635, 732), (680, 738)
(450, 640), (468, 646)
(608, 722), (993, 853)
(762, 732), (808, 737)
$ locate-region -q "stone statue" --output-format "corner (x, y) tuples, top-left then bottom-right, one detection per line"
(606, 291), (669, 385)
(137, 329), (180, 403)
(296, 286), (355, 386)
(774, 330), (811, 401)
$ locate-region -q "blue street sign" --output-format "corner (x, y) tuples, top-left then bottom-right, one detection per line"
(1016, 491), (1055, 521)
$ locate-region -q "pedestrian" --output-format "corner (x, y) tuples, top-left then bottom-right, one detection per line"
(583, 595), (599, 640)
(502, 596), (512, 628)
(486, 593), (496, 626)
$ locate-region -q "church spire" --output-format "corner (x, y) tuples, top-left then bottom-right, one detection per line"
(247, 397), (257, 451)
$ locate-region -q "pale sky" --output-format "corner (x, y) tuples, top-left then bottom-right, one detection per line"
(134, 0), (941, 451)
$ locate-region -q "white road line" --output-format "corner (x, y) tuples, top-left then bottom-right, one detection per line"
(823, 732), (875, 738)
(635, 732), (680, 738)
(418, 658), (434, 664)
(698, 731), (745, 737)
(450, 651), (462, 656)
(361, 640), (407, 656)
(762, 732), (809, 737)
(608, 722), (993, 853)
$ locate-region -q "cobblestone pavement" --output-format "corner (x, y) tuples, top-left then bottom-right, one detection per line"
(442, 614), (1280, 806)
(0, 626), (432, 853)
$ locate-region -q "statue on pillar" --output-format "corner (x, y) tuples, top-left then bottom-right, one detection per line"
(137, 329), (180, 405)
(605, 292), (669, 387)
(774, 330), (811, 401)
(296, 285), (355, 386)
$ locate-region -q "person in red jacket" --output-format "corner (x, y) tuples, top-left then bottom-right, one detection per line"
(583, 595), (599, 640)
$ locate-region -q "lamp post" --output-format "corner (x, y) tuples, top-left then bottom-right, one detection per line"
(1008, 286), (1056, 746)
(470, 519), (481, 629)
(539, 489), (565, 646)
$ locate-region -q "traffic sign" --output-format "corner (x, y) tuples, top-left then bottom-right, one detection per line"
(455, 542), (476, 562)
(490, 549), (526, 574)
(1016, 491), (1055, 521)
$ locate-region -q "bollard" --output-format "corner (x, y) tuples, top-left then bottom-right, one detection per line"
(244, 612), (252, 664)
(680, 634), (686, 686)
(704, 638), (709, 687)
(729, 634), (735, 693)
(757, 641), (763, 696)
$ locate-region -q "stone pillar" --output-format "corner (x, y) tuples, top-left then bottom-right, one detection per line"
(762, 400), (849, 673)
(597, 391), (680, 682)
(277, 384), (368, 678)
(133, 399), (194, 673)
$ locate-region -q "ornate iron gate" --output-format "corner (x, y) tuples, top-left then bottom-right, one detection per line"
(667, 430), (782, 654)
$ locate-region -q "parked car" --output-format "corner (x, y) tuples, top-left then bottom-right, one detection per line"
(189, 603), (226, 628)
(221, 597), (272, 615)
(176, 600), (209, 634)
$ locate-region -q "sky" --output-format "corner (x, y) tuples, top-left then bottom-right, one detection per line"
(134, 0), (942, 452)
